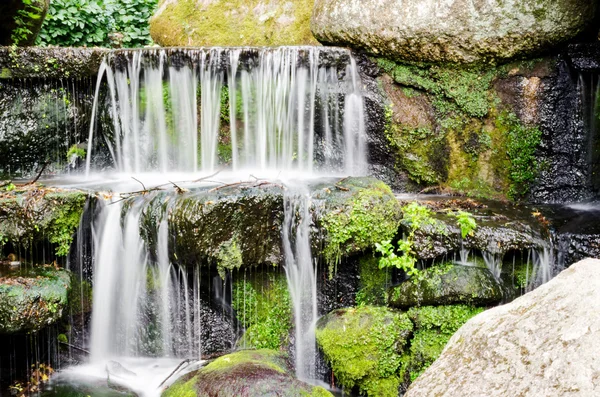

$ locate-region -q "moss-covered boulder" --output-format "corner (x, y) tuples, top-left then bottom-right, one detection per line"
(388, 264), (503, 309)
(316, 306), (413, 396)
(162, 349), (332, 397)
(0, 187), (88, 258)
(150, 0), (318, 47)
(399, 305), (483, 387)
(0, 0), (49, 46)
(311, 0), (596, 63)
(313, 177), (402, 273)
(0, 266), (70, 333)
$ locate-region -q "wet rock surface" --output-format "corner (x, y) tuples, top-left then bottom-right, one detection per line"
(311, 0), (596, 63)
(0, 266), (70, 333)
(388, 264), (503, 309)
(162, 349), (332, 397)
(405, 258), (600, 397)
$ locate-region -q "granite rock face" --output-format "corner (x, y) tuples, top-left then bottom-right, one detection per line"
(312, 0), (597, 63)
(405, 258), (600, 397)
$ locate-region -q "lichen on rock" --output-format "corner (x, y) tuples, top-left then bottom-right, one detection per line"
(150, 0), (318, 47)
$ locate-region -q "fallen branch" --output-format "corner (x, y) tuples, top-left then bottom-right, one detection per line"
(158, 359), (192, 389)
(24, 161), (50, 186)
(59, 341), (90, 355)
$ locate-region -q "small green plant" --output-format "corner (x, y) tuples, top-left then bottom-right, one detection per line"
(5, 183), (16, 192)
(66, 145), (86, 163)
(376, 203), (444, 276)
(452, 210), (477, 239)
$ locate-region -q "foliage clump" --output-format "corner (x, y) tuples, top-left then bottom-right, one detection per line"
(37, 0), (158, 47)
(316, 306), (413, 396)
(320, 178), (402, 275)
(399, 305), (483, 383)
(355, 256), (390, 307)
(232, 271), (291, 350)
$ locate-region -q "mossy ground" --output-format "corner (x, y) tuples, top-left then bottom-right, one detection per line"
(150, 0), (318, 47)
(378, 57), (546, 201)
(316, 306), (413, 396)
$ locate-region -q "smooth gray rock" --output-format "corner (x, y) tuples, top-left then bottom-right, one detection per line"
(405, 258), (600, 397)
(311, 0), (597, 63)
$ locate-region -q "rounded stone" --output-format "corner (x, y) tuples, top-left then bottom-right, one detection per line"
(311, 0), (597, 63)
(149, 0), (318, 47)
(405, 258), (600, 397)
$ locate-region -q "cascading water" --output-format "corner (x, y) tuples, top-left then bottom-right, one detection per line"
(85, 47), (367, 176)
(73, 46), (369, 391)
(282, 190), (318, 381)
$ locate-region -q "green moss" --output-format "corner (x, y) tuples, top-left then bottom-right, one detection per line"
(316, 306), (413, 396)
(400, 305), (483, 384)
(355, 256), (390, 306)
(204, 349), (288, 374)
(377, 59), (502, 118)
(150, 0), (318, 47)
(496, 112), (542, 200)
(45, 192), (87, 256)
(162, 374), (197, 397)
(320, 178), (402, 274)
(232, 271), (291, 350)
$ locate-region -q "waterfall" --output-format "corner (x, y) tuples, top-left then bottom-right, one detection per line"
(282, 190), (318, 381)
(89, 198), (201, 361)
(85, 47), (368, 176)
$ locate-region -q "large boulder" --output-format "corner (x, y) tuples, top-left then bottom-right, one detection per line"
(388, 264), (503, 309)
(0, 266), (71, 334)
(311, 0), (597, 63)
(150, 0), (318, 47)
(406, 258), (600, 397)
(162, 349), (332, 397)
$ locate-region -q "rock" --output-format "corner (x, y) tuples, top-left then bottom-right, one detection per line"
(0, 0), (49, 46)
(162, 349), (332, 397)
(0, 47), (108, 79)
(316, 306), (413, 396)
(143, 177), (400, 272)
(311, 0), (597, 63)
(200, 300), (237, 356)
(149, 0), (318, 47)
(388, 264), (503, 309)
(568, 43), (600, 72)
(0, 266), (71, 333)
(405, 258), (600, 397)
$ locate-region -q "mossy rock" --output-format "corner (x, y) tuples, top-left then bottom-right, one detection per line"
(150, 0), (318, 47)
(0, 266), (70, 333)
(316, 306), (413, 396)
(313, 177), (402, 273)
(162, 349), (332, 397)
(399, 305), (483, 386)
(0, 188), (89, 258)
(0, 0), (49, 46)
(388, 264), (503, 309)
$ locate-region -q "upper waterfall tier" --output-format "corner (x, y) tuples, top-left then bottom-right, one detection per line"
(85, 46), (367, 176)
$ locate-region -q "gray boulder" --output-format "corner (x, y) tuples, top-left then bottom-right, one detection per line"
(311, 0), (597, 63)
(406, 258), (600, 397)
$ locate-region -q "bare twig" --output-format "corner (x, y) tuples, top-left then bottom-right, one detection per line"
(25, 161), (49, 185)
(131, 177), (147, 191)
(59, 341), (90, 355)
(158, 359), (192, 389)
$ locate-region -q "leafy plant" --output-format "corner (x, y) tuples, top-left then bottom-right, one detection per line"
(452, 210), (477, 239)
(37, 0), (158, 47)
(66, 144), (86, 163)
